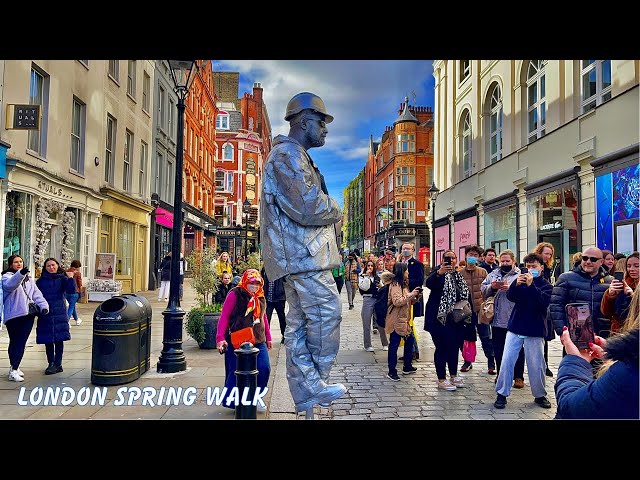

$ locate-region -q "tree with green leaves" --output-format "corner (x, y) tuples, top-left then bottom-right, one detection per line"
(186, 246), (220, 306)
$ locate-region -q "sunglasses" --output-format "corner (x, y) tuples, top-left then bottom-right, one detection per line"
(581, 255), (602, 263)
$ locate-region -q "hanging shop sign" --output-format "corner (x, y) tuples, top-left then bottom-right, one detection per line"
(6, 104), (40, 130)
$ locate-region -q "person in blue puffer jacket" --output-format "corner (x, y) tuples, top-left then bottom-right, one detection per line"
(555, 287), (639, 419)
(36, 257), (77, 375)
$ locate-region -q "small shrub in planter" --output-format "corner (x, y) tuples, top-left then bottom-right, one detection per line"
(185, 302), (222, 346)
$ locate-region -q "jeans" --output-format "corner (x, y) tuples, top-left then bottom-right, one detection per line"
(67, 292), (80, 321)
(387, 331), (414, 375)
(345, 280), (357, 306)
(6, 315), (35, 370)
(45, 341), (64, 366)
(221, 341), (271, 408)
(361, 296), (388, 348)
(492, 326), (525, 380)
(496, 332), (546, 398)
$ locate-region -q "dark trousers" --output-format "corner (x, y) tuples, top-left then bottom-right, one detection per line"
(388, 331), (414, 376)
(492, 326), (525, 380)
(45, 341), (64, 366)
(429, 321), (465, 380)
(221, 341), (271, 408)
(334, 276), (344, 294)
(6, 315), (35, 369)
(266, 300), (287, 336)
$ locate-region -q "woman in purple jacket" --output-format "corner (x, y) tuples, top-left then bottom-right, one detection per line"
(2, 255), (49, 382)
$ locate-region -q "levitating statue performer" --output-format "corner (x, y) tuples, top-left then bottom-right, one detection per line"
(260, 92), (346, 417)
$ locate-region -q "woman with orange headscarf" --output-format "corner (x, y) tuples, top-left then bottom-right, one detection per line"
(215, 268), (273, 411)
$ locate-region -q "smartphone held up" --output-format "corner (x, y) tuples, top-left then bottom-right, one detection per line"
(566, 303), (595, 350)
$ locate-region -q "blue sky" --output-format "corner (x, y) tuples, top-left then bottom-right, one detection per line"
(213, 61), (435, 207)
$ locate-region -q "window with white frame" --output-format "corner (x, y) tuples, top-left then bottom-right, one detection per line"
(527, 60), (546, 143)
(216, 112), (229, 130)
(166, 157), (174, 202)
(28, 66), (49, 155)
(105, 114), (116, 184)
(378, 181), (384, 200)
(427, 166), (433, 186)
(461, 111), (472, 179)
(388, 174), (393, 193)
(127, 60), (136, 97)
(225, 172), (234, 192)
(395, 200), (415, 223)
(83, 231), (91, 278)
(158, 85), (166, 130)
(225, 204), (233, 226)
(396, 166), (416, 186)
(70, 97), (85, 174)
(139, 141), (147, 197)
(396, 133), (416, 153)
(116, 220), (133, 276)
(223, 144), (233, 160)
(581, 60), (612, 113)
(153, 151), (162, 195)
(488, 84), (503, 165)
(460, 60), (471, 83)
(168, 99), (174, 138)
(123, 130), (133, 191)
(215, 171), (225, 192)
(142, 72), (150, 112)
(108, 60), (119, 81)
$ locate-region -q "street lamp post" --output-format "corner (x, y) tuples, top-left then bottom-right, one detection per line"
(157, 60), (199, 374)
(242, 198), (251, 260)
(428, 181), (440, 269)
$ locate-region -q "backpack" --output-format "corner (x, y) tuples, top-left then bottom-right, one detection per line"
(479, 295), (495, 325)
(374, 284), (391, 328)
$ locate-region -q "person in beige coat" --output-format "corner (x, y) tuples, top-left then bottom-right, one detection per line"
(385, 262), (421, 381)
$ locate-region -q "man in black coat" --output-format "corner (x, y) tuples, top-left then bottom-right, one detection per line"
(261, 266), (287, 343)
(399, 242), (424, 361)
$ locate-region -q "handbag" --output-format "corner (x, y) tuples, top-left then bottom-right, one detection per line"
(462, 340), (477, 362)
(449, 299), (472, 323)
(22, 281), (40, 318)
(230, 326), (256, 349)
(479, 296), (495, 325)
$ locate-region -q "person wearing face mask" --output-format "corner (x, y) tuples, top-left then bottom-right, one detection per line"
(459, 245), (495, 374)
(493, 253), (553, 409)
(398, 242), (424, 361)
(481, 250), (526, 384)
(215, 268), (272, 411)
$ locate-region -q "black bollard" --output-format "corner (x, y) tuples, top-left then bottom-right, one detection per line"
(234, 342), (259, 419)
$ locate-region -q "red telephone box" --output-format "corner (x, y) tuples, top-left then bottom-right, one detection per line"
(418, 247), (430, 267)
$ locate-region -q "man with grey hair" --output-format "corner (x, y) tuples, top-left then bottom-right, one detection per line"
(260, 92), (346, 416)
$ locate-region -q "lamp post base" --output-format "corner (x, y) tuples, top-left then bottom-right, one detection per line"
(157, 306), (187, 373)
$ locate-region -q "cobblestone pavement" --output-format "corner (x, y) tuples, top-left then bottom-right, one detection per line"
(270, 287), (562, 420)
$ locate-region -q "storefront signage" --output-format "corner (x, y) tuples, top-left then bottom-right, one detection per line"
(243, 143), (259, 153)
(185, 211), (202, 226)
(454, 215), (478, 260)
(7, 104), (40, 130)
(395, 228), (416, 237)
(245, 158), (257, 201)
(37, 181), (64, 197)
(217, 229), (245, 236)
(155, 207), (173, 229)
(540, 221), (562, 231)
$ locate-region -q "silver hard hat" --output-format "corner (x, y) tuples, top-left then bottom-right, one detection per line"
(284, 92), (334, 123)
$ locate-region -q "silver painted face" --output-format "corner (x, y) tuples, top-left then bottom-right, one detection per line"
(304, 114), (328, 148)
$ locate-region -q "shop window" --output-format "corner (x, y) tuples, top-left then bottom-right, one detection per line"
(3, 192), (34, 268)
(116, 221), (134, 276)
(100, 215), (112, 253)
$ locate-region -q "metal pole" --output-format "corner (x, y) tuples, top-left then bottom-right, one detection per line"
(234, 342), (259, 419)
(157, 96), (187, 373)
(431, 201), (436, 268)
(244, 215), (248, 260)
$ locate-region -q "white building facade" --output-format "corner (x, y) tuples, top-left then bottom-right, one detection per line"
(432, 60), (639, 276)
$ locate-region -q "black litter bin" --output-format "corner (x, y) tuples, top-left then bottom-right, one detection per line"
(91, 294), (152, 386)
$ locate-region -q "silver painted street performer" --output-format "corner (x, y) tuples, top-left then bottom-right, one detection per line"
(260, 92), (346, 416)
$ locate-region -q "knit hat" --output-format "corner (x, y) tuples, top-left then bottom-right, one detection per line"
(380, 271), (395, 284)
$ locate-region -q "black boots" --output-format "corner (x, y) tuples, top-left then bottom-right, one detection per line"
(45, 363), (57, 375)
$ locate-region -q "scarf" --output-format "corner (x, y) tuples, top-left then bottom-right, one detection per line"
(238, 269), (265, 320)
(437, 271), (469, 325)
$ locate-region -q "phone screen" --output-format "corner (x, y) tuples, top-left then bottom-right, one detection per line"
(614, 271), (625, 282)
(444, 257), (452, 265)
(566, 303), (594, 350)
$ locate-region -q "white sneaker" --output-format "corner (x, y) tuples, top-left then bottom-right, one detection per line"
(75, 318), (82, 326)
(365, 346), (375, 352)
(257, 404), (267, 412)
(382, 346), (389, 351)
(437, 379), (456, 391)
(8, 369), (24, 382)
(16, 368), (24, 377)
(450, 375), (465, 388)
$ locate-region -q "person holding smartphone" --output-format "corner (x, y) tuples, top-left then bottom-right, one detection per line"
(494, 253), (553, 410)
(601, 251), (638, 334)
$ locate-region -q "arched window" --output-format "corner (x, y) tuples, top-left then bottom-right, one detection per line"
(487, 84), (503, 164)
(223, 144), (233, 161)
(460, 110), (472, 179)
(527, 60), (546, 143)
(581, 60), (612, 113)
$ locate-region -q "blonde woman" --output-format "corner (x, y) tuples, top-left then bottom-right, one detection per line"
(555, 287), (639, 419)
(216, 252), (233, 277)
(533, 241), (557, 377)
